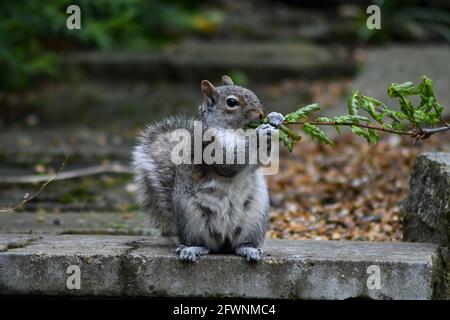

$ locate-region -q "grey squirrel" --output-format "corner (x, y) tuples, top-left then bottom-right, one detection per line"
(132, 75), (283, 262)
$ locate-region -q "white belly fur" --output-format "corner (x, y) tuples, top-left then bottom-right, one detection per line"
(182, 169), (268, 251)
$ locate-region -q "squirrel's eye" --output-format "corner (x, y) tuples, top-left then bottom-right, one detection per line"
(226, 97), (239, 108)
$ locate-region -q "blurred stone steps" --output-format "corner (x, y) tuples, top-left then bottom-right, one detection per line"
(64, 41), (357, 82)
(201, 0), (450, 43)
(0, 128), (134, 165)
(0, 127), (136, 212)
(0, 173), (135, 213)
(0, 212), (154, 236)
(208, 2), (345, 42)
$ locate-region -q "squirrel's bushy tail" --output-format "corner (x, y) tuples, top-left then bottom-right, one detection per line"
(132, 147), (177, 236)
(132, 117), (193, 236)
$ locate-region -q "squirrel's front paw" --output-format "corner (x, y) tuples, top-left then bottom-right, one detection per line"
(176, 245), (209, 262)
(256, 123), (276, 135)
(236, 247), (263, 262)
(266, 112), (284, 128)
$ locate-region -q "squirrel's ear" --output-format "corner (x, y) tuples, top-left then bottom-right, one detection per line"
(201, 80), (217, 105)
(222, 75), (234, 86)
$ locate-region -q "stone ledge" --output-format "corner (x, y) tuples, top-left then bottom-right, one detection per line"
(403, 152), (450, 246)
(402, 152), (450, 299)
(0, 234), (443, 299)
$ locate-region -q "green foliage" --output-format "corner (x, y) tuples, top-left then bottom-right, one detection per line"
(334, 114), (370, 124)
(278, 129), (294, 152)
(350, 126), (379, 145)
(284, 103), (320, 123)
(387, 77), (444, 126)
(252, 76), (448, 150)
(348, 90), (359, 115)
(227, 70), (249, 87)
(355, 0), (450, 43)
(302, 123), (334, 146)
(0, 0), (220, 92)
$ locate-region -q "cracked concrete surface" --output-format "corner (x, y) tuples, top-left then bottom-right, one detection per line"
(0, 235), (445, 299)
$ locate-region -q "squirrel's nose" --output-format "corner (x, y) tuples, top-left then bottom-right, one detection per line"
(259, 108), (267, 119)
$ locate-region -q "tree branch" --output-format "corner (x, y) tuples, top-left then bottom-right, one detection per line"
(287, 121), (413, 136)
(421, 125), (450, 135)
(286, 121), (450, 140)
(0, 155), (68, 213)
(0, 163), (132, 184)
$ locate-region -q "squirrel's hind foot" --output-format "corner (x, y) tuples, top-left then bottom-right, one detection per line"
(176, 245), (210, 262)
(236, 247), (263, 262)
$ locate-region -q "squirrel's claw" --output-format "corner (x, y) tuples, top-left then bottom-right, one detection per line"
(266, 112), (284, 128)
(175, 245), (186, 254)
(236, 247), (263, 262)
(176, 245), (209, 262)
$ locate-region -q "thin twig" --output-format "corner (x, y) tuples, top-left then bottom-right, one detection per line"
(0, 163), (132, 184)
(421, 125), (450, 135)
(287, 121), (450, 139)
(0, 155), (69, 213)
(287, 121), (413, 135)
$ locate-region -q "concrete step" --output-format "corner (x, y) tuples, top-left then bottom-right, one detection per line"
(0, 169), (135, 213)
(198, 1), (353, 42)
(65, 41), (356, 82)
(0, 234), (444, 299)
(0, 128), (134, 165)
(3, 78), (312, 129)
(0, 212), (154, 236)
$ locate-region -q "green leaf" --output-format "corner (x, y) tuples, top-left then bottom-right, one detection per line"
(387, 81), (417, 98)
(398, 96), (416, 123)
(389, 121), (406, 131)
(434, 102), (444, 117)
(333, 125), (341, 134)
(348, 90), (359, 115)
(278, 129), (294, 152)
(302, 123), (334, 146)
(360, 96), (385, 123)
(361, 95), (385, 108)
(422, 95), (435, 113)
(386, 80), (418, 124)
(350, 125), (371, 144)
(315, 117), (333, 123)
(416, 76), (444, 123)
(284, 103), (321, 123)
(279, 124), (301, 141)
(367, 128), (380, 145)
(414, 109), (429, 123)
(389, 111), (407, 122)
(334, 114), (370, 124)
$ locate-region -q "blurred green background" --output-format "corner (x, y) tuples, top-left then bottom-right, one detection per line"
(1, 0), (449, 93)
(1, 0), (213, 91)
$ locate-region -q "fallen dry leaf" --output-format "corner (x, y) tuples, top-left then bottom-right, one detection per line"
(267, 130), (450, 241)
